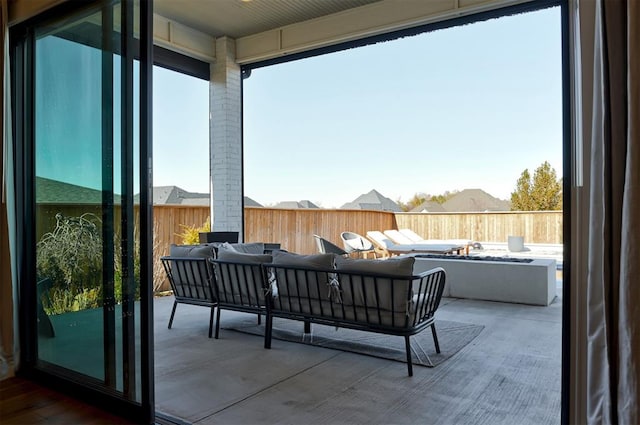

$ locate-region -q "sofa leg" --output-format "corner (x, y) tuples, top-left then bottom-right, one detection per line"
(215, 307), (222, 339)
(168, 300), (178, 329)
(208, 306), (215, 338)
(431, 323), (441, 353)
(405, 336), (413, 377)
(264, 315), (273, 349)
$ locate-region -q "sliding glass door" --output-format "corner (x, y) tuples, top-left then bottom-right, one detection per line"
(13, 0), (154, 421)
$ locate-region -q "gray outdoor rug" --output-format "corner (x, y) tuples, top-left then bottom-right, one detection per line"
(223, 317), (484, 368)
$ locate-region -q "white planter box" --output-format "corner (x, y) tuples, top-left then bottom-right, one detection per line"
(413, 256), (557, 306)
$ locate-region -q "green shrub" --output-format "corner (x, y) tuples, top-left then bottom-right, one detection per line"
(177, 217), (210, 245)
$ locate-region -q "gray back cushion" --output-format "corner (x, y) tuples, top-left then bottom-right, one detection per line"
(166, 244), (215, 299)
(214, 250), (272, 306)
(231, 242), (265, 254)
(271, 251), (334, 299)
(216, 249), (272, 264)
(169, 244), (215, 258)
(335, 256), (415, 312)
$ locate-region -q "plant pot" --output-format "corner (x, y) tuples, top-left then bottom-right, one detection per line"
(508, 236), (525, 252)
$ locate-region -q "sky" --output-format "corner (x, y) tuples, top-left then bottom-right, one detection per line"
(153, 6), (562, 209)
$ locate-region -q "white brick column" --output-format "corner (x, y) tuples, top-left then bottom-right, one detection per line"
(210, 36), (243, 238)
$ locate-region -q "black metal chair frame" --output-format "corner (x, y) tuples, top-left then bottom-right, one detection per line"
(161, 256), (218, 338)
(209, 258), (270, 340)
(313, 234), (349, 256)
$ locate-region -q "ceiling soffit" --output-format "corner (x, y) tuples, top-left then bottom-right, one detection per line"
(153, 0), (535, 65)
(153, 0), (384, 39)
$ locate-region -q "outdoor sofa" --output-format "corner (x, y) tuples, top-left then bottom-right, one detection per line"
(162, 242), (447, 376)
(210, 247), (447, 376)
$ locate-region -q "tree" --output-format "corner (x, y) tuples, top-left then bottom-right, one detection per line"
(397, 190), (459, 211)
(397, 193), (427, 212)
(510, 161), (562, 211)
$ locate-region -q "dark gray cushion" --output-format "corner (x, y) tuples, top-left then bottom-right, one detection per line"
(334, 256), (415, 312)
(230, 242), (265, 254)
(216, 249), (272, 264)
(271, 251), (334, 268)
(270, 251), (335, 300)
(169, 244), (215, 258)
(334, 256), (414, 275)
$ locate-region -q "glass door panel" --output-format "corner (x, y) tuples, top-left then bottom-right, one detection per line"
(29, 0), (152, 415)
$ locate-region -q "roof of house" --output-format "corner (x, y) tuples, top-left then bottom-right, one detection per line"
(410, 200), (446, 213)
(149, 186), (263, 207)
(340, 189), (402, 212)
(440, 189), (510, 212)
(243, 196), (263, 207)
(152, 186), (209, 205)
(273, 200), (320, 209)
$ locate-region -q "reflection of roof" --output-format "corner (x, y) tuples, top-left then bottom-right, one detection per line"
(411, 200), (446, 212)
(36, 176), (122, 204)
(341, 189), (401, 212)
(441, 189), (510, 212)
(274, 200), (319, 209)
(35, 179), (266, 207)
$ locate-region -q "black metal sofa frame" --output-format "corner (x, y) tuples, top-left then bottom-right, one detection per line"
(161, 256), (217, 337)
(210, 257), (446, 376)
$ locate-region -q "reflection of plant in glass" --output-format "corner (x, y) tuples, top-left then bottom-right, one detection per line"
(37, 213), (103, 314)
(113, 223), (141, 303)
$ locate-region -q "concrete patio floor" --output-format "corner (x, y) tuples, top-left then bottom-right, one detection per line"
(154, 287), (562, 425)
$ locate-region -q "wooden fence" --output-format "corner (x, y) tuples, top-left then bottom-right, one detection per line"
(394, 211), (563, 245)
(36, 204), (562, 292)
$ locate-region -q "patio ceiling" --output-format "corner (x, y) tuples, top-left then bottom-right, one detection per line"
(152, 0), (533, 64)
(153, 0), (384, 40)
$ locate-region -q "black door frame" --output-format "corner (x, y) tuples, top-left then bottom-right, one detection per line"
(11, 0), (155, 422)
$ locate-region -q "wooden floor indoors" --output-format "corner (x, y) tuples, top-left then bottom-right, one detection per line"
(0, 376), (136, 425)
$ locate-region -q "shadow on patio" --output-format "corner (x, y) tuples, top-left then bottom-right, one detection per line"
(154, 290), (562, 425)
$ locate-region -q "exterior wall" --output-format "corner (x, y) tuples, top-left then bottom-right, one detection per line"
(210, 37), (243, 237)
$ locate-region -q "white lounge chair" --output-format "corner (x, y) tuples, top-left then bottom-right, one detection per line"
(383, 229), (420, 245)
(366, 231), (464, 257)
(397, 228), (474, 254)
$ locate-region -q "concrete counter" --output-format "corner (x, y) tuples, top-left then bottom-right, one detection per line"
(413, 256), (556, 306)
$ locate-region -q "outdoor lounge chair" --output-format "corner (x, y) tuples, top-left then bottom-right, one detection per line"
(397, 228), (474, 254)
(383, 229), (419, 245)
(340, 231), (377, 258)
(313, 234), (349, 256)
(366, 230), (465, 257)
